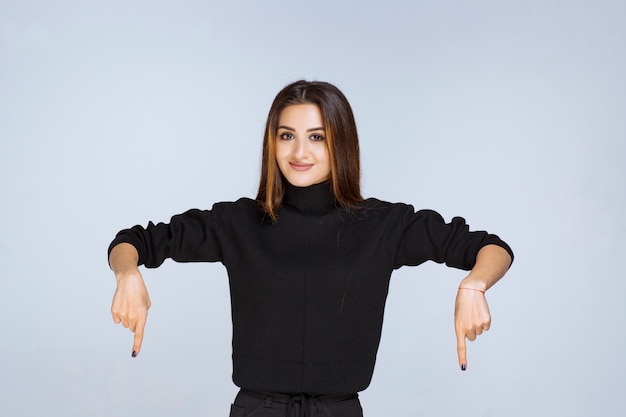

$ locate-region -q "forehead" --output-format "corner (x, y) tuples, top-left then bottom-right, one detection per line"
(278, 104), (323, 126)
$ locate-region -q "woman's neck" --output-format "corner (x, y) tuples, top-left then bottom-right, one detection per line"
(282, 181), (335, 216)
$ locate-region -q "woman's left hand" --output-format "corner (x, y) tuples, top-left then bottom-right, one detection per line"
(454, 286), (491, 371)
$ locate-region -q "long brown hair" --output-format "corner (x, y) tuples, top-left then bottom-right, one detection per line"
(256, 80), (363, 221)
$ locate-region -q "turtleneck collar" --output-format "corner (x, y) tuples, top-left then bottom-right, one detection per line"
(282, 181), (336, 216)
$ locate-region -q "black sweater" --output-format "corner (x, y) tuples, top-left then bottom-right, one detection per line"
(108, 182), (513, 394)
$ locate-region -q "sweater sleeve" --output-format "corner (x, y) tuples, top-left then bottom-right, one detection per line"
(393, 207), (513, 271)
(107, 208), (223, 268)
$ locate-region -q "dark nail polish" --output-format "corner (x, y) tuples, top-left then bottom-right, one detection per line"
(132, 351), (137, 358)
(461, 364), (466, 371)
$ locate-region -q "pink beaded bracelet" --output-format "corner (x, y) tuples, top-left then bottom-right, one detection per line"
(459, 287), (485, 294)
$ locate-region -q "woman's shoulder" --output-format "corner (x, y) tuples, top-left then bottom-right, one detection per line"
(358, 197), (414, 212)
(212, 196), (257, 208)
(355, 198), (445, 222)
(210, 197), (262, 214)
(209, 197), (270, 223)
(347, 197), (416, 222)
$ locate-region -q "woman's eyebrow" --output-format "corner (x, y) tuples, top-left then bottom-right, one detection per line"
(277, 125), (325, 132)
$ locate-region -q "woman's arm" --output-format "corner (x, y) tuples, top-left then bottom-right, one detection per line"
(109, 242), (152, 357)
(454, 244), (512, 370)
(106, 207), (225, 357)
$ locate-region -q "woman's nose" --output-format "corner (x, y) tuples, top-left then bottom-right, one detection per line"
(294, 138), (308, 159)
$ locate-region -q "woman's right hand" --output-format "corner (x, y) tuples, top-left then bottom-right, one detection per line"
(111, 269), (151, 357)
(109, 243), (151, 357)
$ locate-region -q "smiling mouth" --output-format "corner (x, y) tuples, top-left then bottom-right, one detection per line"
(289, 162), (313, 171)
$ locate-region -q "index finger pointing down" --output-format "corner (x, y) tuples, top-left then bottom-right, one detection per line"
(132, 317), (146, 358)
(456, 327), (467, 371)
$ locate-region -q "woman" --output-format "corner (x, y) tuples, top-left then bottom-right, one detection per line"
(109, 80), (513, 417)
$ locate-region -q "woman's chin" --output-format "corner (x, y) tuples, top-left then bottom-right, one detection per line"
(283, 174), (329, 188)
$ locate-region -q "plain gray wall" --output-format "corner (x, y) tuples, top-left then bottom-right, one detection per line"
(1, 1), (625, 416)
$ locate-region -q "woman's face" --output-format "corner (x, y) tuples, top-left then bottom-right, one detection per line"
(275, 104), (331, 187)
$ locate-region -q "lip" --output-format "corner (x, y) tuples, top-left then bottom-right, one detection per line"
(289, 162), (313, 171)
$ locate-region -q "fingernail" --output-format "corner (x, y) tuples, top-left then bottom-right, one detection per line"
(461, 364), (466, 371)
(132, 351), (137, 358)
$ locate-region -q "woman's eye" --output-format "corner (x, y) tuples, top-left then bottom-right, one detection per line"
(279, 133), (293, 140)
(310, 134), (325, 141)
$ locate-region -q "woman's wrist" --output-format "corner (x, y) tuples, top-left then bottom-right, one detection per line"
(458, 274), (489, 293)
(458, 287), (485, 294)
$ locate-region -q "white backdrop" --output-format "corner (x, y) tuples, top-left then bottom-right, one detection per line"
(1, 1), (625, 416)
